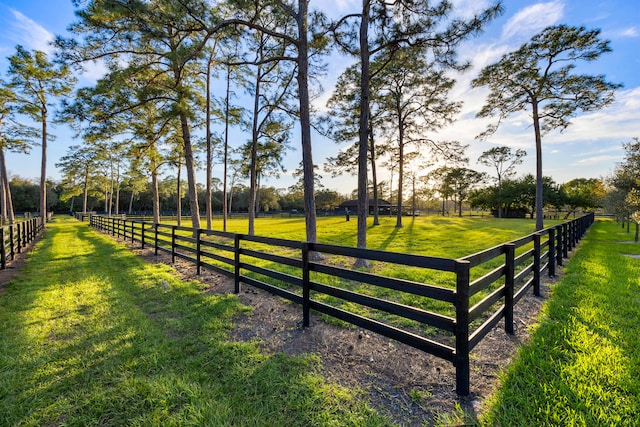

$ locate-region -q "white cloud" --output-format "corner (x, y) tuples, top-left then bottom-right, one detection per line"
(617, 27), (638, 38)
(8, 9), (54, 54)
(501, 1), (564, 41)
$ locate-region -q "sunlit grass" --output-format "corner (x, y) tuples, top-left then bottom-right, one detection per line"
(480, 219), (640, 426)
(161, 215), (556, 258)
(0, 217), (390, 426)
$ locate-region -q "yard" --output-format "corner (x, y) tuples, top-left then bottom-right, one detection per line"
(1, 216), (637, 425)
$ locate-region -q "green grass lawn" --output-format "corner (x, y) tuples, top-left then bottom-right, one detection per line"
(0, 217), (390, 426)
(480, 219), (640, 426)
(163, 215), (556, 258)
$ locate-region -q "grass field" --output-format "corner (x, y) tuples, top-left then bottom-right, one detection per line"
(480, 219), (640, 426)
(2, 215), (635, 425)
(158, 215), (558, 258)
(0, 217), (390, 426)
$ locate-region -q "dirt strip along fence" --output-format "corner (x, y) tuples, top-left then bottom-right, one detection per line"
(87, 212), (594, 395)
(1, 217), (45, 270)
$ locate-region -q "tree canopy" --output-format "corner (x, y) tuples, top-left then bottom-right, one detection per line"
(472, 24), (621, 230)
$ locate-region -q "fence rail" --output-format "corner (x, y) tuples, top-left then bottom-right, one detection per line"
(87, 212), (594, 395)
(1, 217), (45, 270)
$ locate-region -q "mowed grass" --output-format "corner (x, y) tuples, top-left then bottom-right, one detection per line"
(480, 219), (640, 426)
(173, 215), (555, 258)
(0, 217), (390, 426)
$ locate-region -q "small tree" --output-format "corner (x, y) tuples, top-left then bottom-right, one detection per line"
(472, 25), (622, 230)
(477, 146), (526, 218)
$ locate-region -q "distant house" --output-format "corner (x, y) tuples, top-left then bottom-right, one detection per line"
(336, 199), (393, 215)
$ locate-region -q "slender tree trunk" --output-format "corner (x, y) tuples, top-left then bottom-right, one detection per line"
(228, 186), (234, 216)
(222, 63), (232, 233)
(497, 175), (503, 218)
(103, 182), (108, 214)
(82, 168), (89, 214)
(128, 190), (134, 214)
(177, 158), (182, 226)
(395, 113), (404, 228)
(0, 177), (5, 225)
(356, 0), (370, 259)
(532, 100), (544, 231)
(256, 173), (262, 217)
(295, 1), (318, 249)
(115, 162), (120, 215)
(205, 54), (213, 231)
(0, 147), (15, 224)
(412, 175), (416, 216)
(151, 160), (160, 225)
(108, 154), (114, 216)
(178, 111), (200, 231)
(369, 120), (379, 226)
(40, 113), (47, 225)
(248, 61), (262, 236)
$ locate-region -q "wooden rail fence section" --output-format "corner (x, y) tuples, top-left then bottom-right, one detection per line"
(1, 217), (45, 270)
(86, 212), (594, 395)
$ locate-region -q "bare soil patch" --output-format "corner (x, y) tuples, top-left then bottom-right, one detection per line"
(127, 240), (565, 426)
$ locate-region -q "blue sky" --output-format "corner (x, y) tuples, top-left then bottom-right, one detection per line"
(1, 0), (639, 194)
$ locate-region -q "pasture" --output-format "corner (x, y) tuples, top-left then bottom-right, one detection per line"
(3, 215), (630, 425)
(154, 214), (559, 258)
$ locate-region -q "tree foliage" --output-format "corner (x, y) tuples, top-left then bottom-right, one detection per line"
(7, 46), (76, 223)
(473, 25), (621, 230)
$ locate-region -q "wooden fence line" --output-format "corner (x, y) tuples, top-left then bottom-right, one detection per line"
(86, 212), (594, 395)
(1, 217), (45, 270)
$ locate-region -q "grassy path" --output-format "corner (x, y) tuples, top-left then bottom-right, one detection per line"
(481, 219), (640, 426)
(0, 217), (389, 426)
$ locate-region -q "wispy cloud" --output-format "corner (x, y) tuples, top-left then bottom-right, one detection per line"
(617, 26), (638, 38)
(7, 8), (54, 54)
(501, 1), (564, 41)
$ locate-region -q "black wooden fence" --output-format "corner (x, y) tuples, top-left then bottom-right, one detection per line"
(88, 212), (594, 395)
(1, 217), (45, 270)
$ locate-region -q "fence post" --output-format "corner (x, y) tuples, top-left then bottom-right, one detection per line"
(533, 233), (541, 297)
(17, 223), (22, 253)
(504, 243), (516, 334)
(196, 228), (202, 275)
(555, 225), (563, 266)
(154, 223), (159, 256)
(562, 223), (569, 258)
(548, 228), (556, 277)
(171, 225), (176, 263)
(141, 222), (146, 249)
(234, 234), (241, 294)
(1, 227), (5, 270)
(302, 242), (310, 327)
(569, 221), (576, 249)
(454, 259), (471, 396)
(9, 224), (14, 260)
